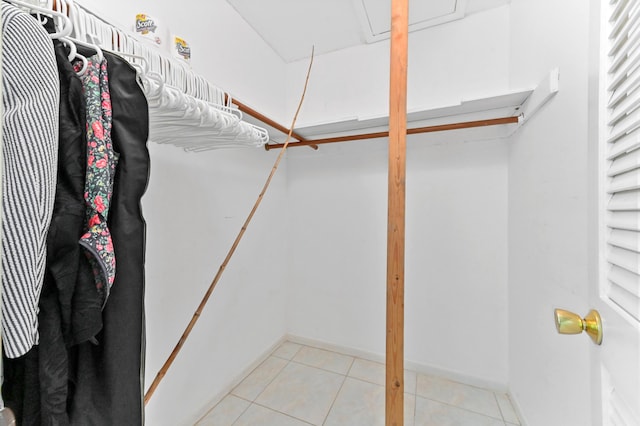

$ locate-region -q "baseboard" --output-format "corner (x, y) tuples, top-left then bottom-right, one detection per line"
(187, 335), (288, 425)
(286, 333), (508, 393)
(286, 334), (386, 363)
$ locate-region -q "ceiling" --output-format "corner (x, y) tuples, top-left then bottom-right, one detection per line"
(226, 0), (509, 63)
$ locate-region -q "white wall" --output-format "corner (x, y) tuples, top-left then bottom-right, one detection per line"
(285, 6), (511, 388)
(76, 1), (290, 425)
(285, 6), (511, 128)
(508, 1), (594, 425)
(287, 136), (509, 387)
(143, 145), (288, 426)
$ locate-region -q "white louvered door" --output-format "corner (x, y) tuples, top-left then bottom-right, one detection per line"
(597, 0), (640, 424)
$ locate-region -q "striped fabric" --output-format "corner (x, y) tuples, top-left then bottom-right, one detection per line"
(1, 2), (59, 358)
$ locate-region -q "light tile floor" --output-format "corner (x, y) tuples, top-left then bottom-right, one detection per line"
(196, 341), (521, 426)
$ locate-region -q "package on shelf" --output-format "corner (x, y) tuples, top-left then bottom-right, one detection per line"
(172, 35), (191, 64)
(134, 13), (169, 52)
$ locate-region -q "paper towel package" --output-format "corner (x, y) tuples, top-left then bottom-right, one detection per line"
(134, 13), (169, 51)
(172, 36), (191, 63)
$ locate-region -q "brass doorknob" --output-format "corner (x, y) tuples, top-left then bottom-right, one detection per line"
(554, 308), (603, 345)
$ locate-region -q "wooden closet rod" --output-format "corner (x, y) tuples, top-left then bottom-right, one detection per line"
(264, 116), (520, 150)
(225, 96), (319, 150)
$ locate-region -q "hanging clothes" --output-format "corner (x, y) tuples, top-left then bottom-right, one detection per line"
(34, 39), (89, 426)
(45, 41), (88, 353)
(69, 52), (150, 426)
(2, 35), (91, 426)
(0, 1), (59, 359)
(70, 53), (117, 347)
(77, 55), (118, 308)
(100, 51), (150, 424)
(0, 5), (151, 423)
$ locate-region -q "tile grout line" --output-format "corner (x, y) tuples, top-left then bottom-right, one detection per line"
(232, 343), (310, 426)
(220, 342), (507, 426)
(196, 393), (252, 425)
(229, 353), (289, 402)
(241, 343), (345, 426)
(250, 356), (295, 403)
(411, 370), (417, 396)
(346, 357), (419, 396)
(332, 374), (417, 425)
(320, 357), (355, 426)
(247, 344), (353, 426)
(493, 391), (507, 423)
(498, 392), (522, 426)
(290, 346), (356, 376)
(271, 341), (304, 361)
(228, 395), (253, 426)
(288, 358), (353, 377)
(414, 393), (506, 422)
(348, 357), (385, 387)
(345, 356), (357, 376)
(410, 387), (417, 426)
(246, 400), (316, 426)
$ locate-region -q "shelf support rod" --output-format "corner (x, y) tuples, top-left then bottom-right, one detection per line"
(264, 116), (519, 150)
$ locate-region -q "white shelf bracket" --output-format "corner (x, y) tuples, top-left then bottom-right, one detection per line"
(518, 68), (560, 125)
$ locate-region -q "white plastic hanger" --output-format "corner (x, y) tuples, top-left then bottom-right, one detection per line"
(66, 0), (84, 40)
(113, 52), (149, 76)
(8, 0), (88, 75)
(53, 0), (103, 62)
(59, 37), (88, 75)
(63, 1), (269, 151)
(66, 35), (102, 61)
(3, 0), (72, 39)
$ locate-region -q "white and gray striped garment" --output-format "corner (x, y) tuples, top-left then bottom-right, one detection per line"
(1, 2), (59, 358)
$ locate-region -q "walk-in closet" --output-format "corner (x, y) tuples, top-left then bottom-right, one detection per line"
(1, 0), (638, 425)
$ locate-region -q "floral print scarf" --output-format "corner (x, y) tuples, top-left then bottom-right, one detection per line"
(76, 55), (119, 307)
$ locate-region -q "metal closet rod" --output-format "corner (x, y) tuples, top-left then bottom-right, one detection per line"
(264, 116), (521, 150)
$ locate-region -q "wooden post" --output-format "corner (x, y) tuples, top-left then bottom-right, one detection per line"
(386, 0), (408, 425)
